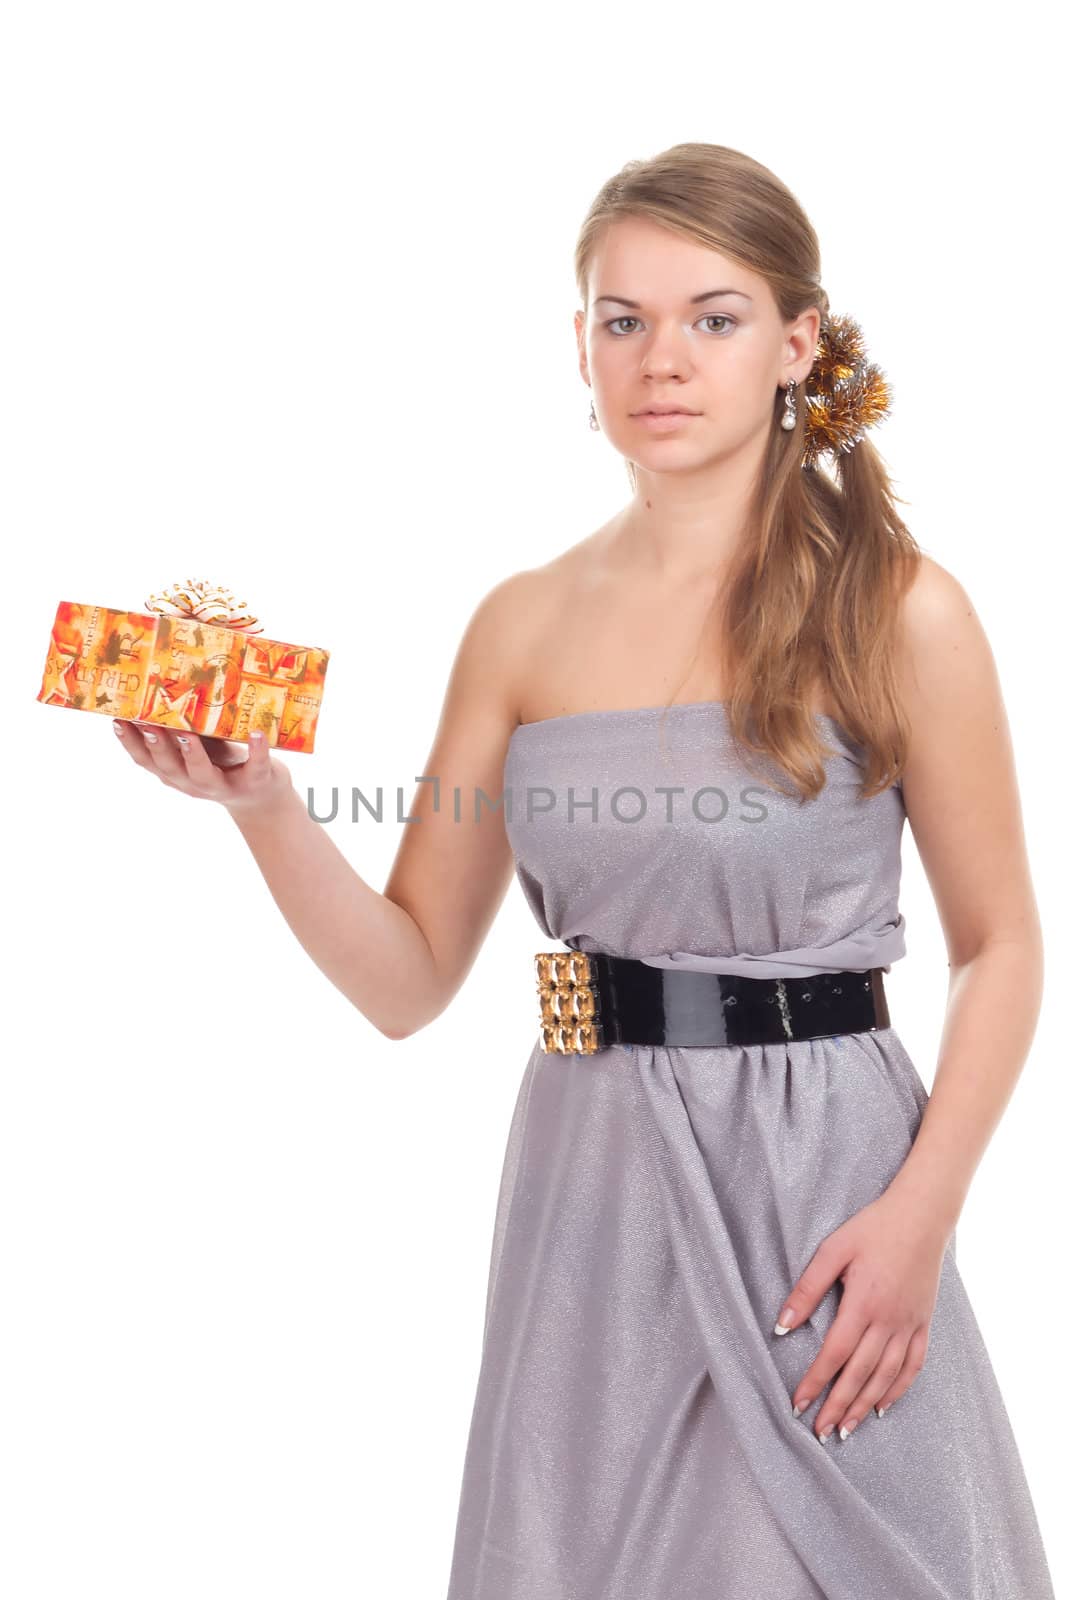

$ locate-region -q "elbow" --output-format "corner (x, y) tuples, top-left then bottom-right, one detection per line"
(374, 1009), (441, 1042)
(365, 975), (452, 1043)
(376, 1005), (446, 1042)
(376, 976), (454, 1042)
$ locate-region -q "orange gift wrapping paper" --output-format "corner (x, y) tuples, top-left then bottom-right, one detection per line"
(36, 598), (329, 753)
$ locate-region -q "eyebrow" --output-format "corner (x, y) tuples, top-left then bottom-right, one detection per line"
(593, 289), (753, 308)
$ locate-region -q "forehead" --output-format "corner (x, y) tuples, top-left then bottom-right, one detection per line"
(588, 215), (766, 307)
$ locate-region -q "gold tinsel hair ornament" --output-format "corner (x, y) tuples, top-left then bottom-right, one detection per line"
(781, 310), (893, 472)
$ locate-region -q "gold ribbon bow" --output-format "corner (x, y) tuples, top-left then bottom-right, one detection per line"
(144, 578), (263, 636)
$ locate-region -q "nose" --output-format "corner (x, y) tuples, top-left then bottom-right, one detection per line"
(639, 321), (693, 380)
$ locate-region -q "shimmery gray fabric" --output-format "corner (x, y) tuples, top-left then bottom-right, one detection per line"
(445, 703), (1055, 1599)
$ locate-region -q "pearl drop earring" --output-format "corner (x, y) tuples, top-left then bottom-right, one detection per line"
(589, 402), (600, 431)
(780, 378), (798, 431)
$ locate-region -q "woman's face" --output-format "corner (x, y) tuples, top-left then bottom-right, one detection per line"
(576, 215), (819, 473)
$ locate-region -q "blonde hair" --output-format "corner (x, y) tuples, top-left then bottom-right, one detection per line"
(574, 142), (923, 801)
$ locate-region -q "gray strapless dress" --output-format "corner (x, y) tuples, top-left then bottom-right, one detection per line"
(445, 702), (1055, 1599)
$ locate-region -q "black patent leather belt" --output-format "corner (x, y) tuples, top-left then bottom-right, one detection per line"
(534, 950), (890, 1054)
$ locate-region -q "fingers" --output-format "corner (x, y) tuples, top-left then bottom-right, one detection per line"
(777, 1216), (935, 1442)
(131, 723), (188, 782)
(173, 731), (232, 798)
(790, 1308), (867, 1423)
(870, 1324), (928, 1416)
(790, 1322), (926, 1441)
(112, 720), (242, 801)
(809, 1324), (898, 1442)
(199, 733), (253, 769)
(112, 718), (288, 817)
(228, 727), (272, 782)
(219, 729), (293, 814)
(112, 718), (167, 775)
(774, 1234), (850, 1336)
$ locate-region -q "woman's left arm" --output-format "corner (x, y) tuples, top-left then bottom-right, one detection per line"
(778, 553), (1044, 1441)
(881, 552), (1043, 1230)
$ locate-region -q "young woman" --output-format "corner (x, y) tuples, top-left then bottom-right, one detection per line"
(113, 144), (1055, 1598)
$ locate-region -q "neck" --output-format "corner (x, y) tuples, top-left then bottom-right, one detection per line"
(613, 432), (766, 585)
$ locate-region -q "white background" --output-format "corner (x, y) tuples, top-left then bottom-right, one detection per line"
(2, 2), (1062, 1594)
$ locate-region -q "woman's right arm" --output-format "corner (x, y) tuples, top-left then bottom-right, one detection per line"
(112, 570), (544, 1040)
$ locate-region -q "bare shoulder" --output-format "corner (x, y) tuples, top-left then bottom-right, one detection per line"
(892, 551), (1017, 844)
(465, 532), (606, 679)
(897, 551), (981, 642)
(890, 559), (1039, 962)
(894, 552), (1000, 721)
(494, 527), (608, 611)
(445, 533), (602, 727)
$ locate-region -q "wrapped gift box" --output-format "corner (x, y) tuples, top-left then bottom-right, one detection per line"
(37, 586), (329, 753)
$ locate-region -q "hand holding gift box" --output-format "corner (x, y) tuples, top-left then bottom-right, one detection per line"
(37, 578), (329, 753)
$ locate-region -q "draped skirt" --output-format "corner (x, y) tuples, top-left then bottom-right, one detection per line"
(444, 1027), (1054, 1599)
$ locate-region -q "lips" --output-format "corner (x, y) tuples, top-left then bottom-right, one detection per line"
(632, 409), (700, 431)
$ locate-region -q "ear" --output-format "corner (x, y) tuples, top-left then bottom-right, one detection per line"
(575, 308), (590, 386)
(783, 305), (821, 383)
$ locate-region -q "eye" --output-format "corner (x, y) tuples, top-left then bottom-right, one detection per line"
(603, 313), (737, 337)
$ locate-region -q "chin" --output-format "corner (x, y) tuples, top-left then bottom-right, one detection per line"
(629, 442), (719, 469)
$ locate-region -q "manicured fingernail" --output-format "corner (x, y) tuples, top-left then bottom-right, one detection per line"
(774, 1307), (795, 1335)
(113, 722), (125, 736)
(792, 1398), (811, 1417)
(251, 730), (263, 742)
(876, 1405), (888, 1418)
(839, 1421), (855, 1440)
(143, 731), (158, 742)
(176, 736), (188, 745)
(818, 1430), (832, 1444)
